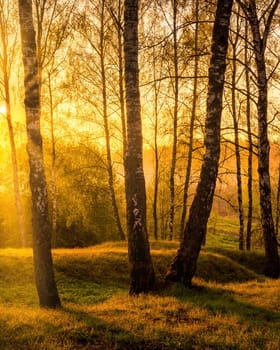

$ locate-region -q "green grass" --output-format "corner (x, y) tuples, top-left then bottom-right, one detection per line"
(0, 233), (279, 349)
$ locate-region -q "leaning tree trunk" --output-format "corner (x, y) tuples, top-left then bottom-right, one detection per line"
(166, 0), (233, 287)
(18, 0), (61, 308)
(238, 0), (280, 278)
(124, 0), (155, 294)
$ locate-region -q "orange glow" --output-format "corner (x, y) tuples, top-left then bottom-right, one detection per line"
(0, 104), (7, 116)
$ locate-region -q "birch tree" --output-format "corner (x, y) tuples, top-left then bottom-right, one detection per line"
(124, 0), (155, 294)
(228, 6), (245, 250)
(244, 18), (254, 251)
(237, 0), (279, 278)
(166, 0), (233, 287)
(168, 0), (180, 241)
(33, 0), (75, 245)
(18, 0), (61, 308)
(179, 0), (200, 238)
(98, 0), (125, 240)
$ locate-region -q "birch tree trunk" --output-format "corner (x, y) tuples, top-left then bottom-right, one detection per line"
(47, 72), (57, 247)
(124, 0), (155, 294)
(229, 10), (245, 250)
(111, 0), (128, 236)
(116, 0), (127, 164)
(18, 0), (61, 308)
(152, 40), (160, 241)
(168, 0), (179, 241)
(244, 19), (253, 251)
(33, 0), (74, 247)
(179, 0), (199, 239)
(166, 0), (233, 287)
(150, 1), (164, 241)
(100, 0), (125, 241)
(238, 0), (279, 278)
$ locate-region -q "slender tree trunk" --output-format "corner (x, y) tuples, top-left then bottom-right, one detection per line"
(245, 20), (253, 251)
(166, 0), (233, 287)
(255, 53), (280, 277)
(179, 0), (199, 239)
(124, 0), (155, 294)
(18, 0), (61, 308)
(168, 0), (179, 241)
(33, 0), (45, 104)
(239, 0), (280, 278)
(117, 0), (128, 177)
(110, 0), (127, 235)
(100, 0), (125, 241)
(5, 89), (26, 248)
(47, 73), (58, 247)
(152, 60), (159, 241)
(230, 12), (245, 250)
(6, 94), (26, 248)
(0, 6), (26, 247)
(151, 3), (161, 241)
(153, 105), (159, 241)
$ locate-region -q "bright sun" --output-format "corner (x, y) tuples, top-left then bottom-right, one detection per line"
(0, 104), (7, 115)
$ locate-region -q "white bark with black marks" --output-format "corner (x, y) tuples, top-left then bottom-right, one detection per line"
(124, 0), (155, 295)
(166, 0), (234, 287)
(237, 0), (279, 278)
(18, 0), (61, 308)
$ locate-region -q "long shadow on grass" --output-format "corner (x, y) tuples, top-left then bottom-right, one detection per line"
(165, 282), (280, 326)
(63, 306), (190, 350)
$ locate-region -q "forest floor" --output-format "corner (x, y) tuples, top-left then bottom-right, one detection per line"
(0, 228), (279, 349)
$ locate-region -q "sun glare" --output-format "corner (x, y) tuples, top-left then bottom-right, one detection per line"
(0, 104), (7, 115)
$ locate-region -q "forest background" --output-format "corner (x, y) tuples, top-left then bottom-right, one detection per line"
(1, 0), (280, 252)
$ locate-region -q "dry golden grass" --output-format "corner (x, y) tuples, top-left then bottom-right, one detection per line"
(0, 240), (279, 349)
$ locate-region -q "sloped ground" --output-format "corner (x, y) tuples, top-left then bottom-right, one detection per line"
(0, 238), (279, 349)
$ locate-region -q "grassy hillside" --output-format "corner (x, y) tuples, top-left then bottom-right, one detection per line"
(0, 234), (279, 349)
